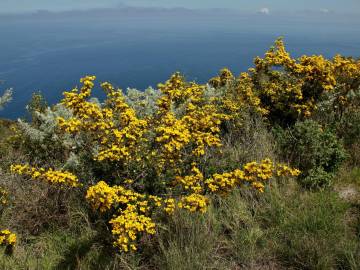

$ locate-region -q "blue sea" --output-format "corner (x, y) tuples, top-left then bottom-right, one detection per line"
(1, 9), (360, 119)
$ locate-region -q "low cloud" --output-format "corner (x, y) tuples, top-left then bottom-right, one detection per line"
(320, 8), (330, 13)
(258, 7), (270, 15)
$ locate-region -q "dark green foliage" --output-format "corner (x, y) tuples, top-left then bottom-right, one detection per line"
(314, 89), (360, 165)
(335, 111), (360, 166)
(301, 167), (334, 189)
(275, 119), (346, 189)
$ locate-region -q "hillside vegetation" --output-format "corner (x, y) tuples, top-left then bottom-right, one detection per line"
(0, 39), (360, 269)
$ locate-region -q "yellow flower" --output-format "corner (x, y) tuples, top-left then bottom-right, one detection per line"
(178, 194), (208, 213)
(110, 206), (156, 252)
(0, 229), (16, 247)
(10, 164), (80, 187)
(205, 159), (299, 194)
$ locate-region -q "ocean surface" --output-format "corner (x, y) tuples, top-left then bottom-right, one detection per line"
(1, 9), (360, 119)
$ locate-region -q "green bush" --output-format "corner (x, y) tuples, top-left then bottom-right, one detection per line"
(274, 120), (346, 189)
(314, 87), (360, 165)
(301, 167), (334, 190)
(336, 111), (360, 165)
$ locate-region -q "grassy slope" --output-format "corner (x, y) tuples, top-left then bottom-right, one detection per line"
(0, 178), (359, 269)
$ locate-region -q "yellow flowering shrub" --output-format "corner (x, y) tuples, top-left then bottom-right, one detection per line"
(10, 72), (300, 253)
(329, 55), (360, 119)
(210, 38), (360, 126)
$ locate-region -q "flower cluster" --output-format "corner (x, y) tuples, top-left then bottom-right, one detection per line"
(155, 112), (191, 167)
(154, 73), (229, 170)
(175, 166), (204, 193)
(85, 181), (147, 213)
(209, 68), (234, 88)
(206, 169), (244, 194)
(86, 181), (161, 251)
(163, 198), (176, 214)
(0, 230), (16, 248)
(58, 76), (148, 164)
(178, 194), (208, 213)
(109, 205), (156, 252)
(10, 164), (80, 187)
(276, 164), (301, 177)
(206, 159), (300, 193)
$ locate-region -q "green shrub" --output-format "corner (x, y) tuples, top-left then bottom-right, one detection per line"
(336, 111), (360, 166)
(274, 119), (346, 189)
(301, 167), (334, 190)
(314, 87), (360, 165)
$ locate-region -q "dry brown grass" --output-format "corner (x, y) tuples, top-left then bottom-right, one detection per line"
(0, 171), (75, 235)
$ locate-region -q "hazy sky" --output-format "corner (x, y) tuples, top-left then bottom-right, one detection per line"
(1, 0), (360, 14)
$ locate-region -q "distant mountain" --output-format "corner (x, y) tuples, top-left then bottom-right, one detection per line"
(1, 5), (359, 22)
